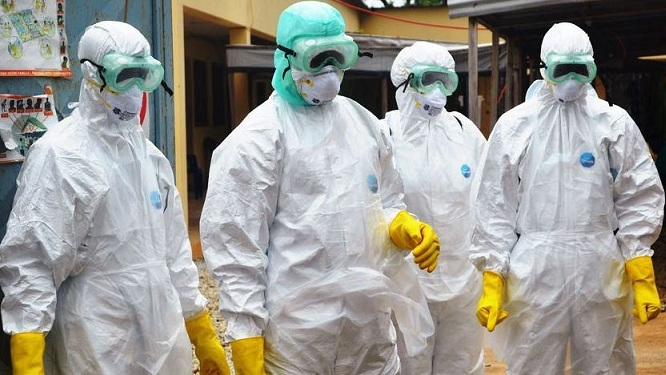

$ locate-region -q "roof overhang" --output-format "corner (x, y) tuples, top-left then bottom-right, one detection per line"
(448, 0), (597, 18)
(448, 0), (666, 70)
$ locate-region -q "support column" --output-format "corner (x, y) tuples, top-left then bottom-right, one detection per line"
(504, 40), (513, 112)
(467, 17), (479, 127)
(229, 27), (251, 128)
(489, 30), (499, 136)
(512, 45), (523, 109)
(381, 77), (388, 115)
(171, 0), (188, 217)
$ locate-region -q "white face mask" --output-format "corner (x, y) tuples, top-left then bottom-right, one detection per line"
(553, 79), (585, 103)
(100, 86), (143, 122)
(293, 66), (343, 105)
(414, 90), (447, 118)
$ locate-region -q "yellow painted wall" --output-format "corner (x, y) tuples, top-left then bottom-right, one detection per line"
(181, 0), (249, 27)
(252, 1), (361, 40)
(358, 7), (491, 44)
(180, 0), (360, 41)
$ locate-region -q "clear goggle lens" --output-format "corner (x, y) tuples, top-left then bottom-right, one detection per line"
(410, 65), (458, 95)
(543, 53), (597, 84)
(290, 34), (359, 73)
(100, 53), (165, 93)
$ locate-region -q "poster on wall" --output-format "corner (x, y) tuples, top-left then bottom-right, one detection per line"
(0, 0), (69, 77)
(0, 87), (57, 162)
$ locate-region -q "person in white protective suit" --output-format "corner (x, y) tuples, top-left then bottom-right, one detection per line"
(199, 1), (440, 374)
(0, 21), (230, 375)
(471, 22), (664, 374)
(383, 41), (487, 375)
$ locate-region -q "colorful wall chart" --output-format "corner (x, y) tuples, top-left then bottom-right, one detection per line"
(0, 0), (69, 77)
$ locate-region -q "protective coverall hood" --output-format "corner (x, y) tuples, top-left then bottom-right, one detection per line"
(78, 21), (150, 126)
(271, 1), (347, 106)
(391, 41), (456, 120)
(539, 22), (593, 84)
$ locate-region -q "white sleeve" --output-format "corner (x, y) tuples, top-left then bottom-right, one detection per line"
(200, 109), (280, 342)
(610, 114), (664, 261)
(153, 152), (208, 319)
(376, 115), (406, 223)
(469, 117), (522, 276)
(0, 143), (104, 334)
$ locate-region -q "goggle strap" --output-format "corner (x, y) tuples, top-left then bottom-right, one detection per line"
(358, 51), (373, 59)
(277, 45), (296, 80)
(396, 72), (415, 93)
(277, 45), (296, 58)
(161, 80), (174, 96)
(282, 66), (291, 80)
(80, 58), (108, 92)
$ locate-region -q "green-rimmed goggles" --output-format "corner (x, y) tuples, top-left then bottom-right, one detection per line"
(81, 53), (166, 93)
(278, 34), (362, 74)
(542, 53), (597, 84)
(409, 65), (459, 95)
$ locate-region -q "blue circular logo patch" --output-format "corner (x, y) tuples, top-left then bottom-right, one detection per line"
(150, 191), (162, 209)
(580, 152), (595, 168)
(367, 174), (378, 194)
(461, 164), (471, 178)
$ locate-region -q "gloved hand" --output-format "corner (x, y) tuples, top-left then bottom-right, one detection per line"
(230, 336), (266, 375)
(625, 256), (661, 324)
(11, 332), (45, 375)
(389, 210), (440, 272)
(185, 310), (231, 375)
(476, 270), (509, 332)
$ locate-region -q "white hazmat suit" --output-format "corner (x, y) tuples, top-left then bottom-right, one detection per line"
(384, 41), (487, 375)
(0, 21), (209, 374)
(470, 22), (664, 374)
(200, 2), (436, 374)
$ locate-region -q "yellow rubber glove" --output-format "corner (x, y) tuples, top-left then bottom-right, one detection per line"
(230, 336), (265, 375)
(476, 271), (509, 332)
(11, 332), (45, 375)
(389, 210), (441, 272)
(185, 310), (231, 375)
(625, 256), (661, 324)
